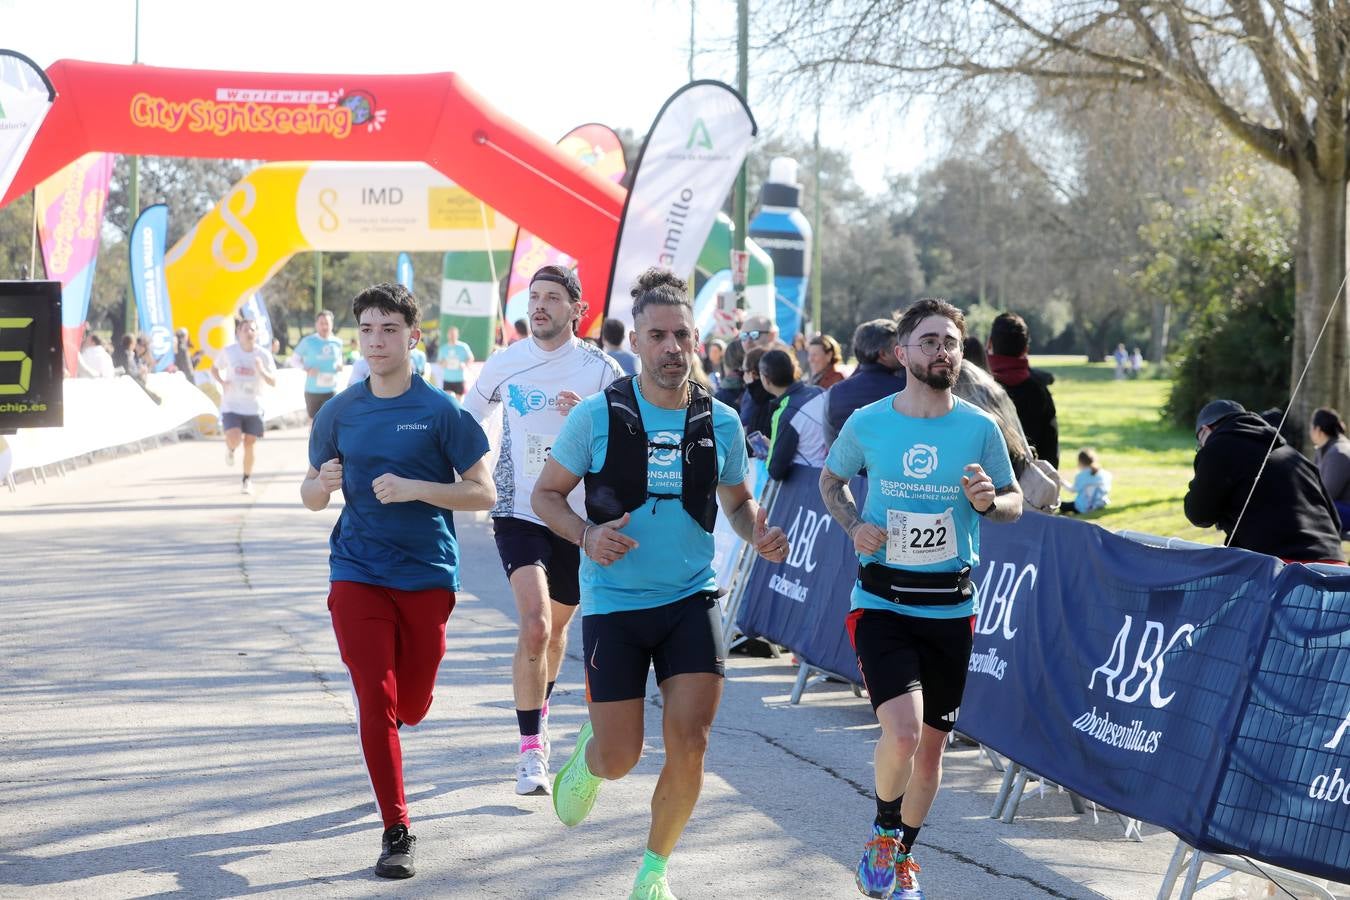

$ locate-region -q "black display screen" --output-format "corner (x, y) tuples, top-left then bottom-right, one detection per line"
(0, 281), (63, 430)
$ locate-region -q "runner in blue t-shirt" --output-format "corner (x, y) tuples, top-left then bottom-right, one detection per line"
(289, 310), (346, 420)
(438, 325), (475, 396)
(532, 269), (789, 900)
(300, 282), (495, 881)
(820, 298), (1021, 900)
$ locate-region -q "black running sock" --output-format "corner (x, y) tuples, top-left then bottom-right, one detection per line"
(516, 708), (542, 736)
(900, 822), (922, 851)
(875, 793), (903, 831)
(546, 681), (556, 700)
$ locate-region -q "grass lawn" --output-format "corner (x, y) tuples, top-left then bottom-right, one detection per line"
(1035, 355), (1221, 545)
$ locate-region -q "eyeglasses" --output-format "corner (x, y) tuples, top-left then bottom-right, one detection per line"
(739, 330), (762, 341)
(910, 336), (962, 357)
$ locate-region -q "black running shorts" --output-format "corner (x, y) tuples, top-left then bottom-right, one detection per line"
(582, 592), (725, 703)
(846, 608), (975, 732)
(491, 515), (581, 606)
(304, 391), (334, 419)
(221, 412), (264, 438)
(443, 381), (466, 396)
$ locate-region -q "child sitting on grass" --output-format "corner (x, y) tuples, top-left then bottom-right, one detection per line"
(1060, 448), (1112, 514)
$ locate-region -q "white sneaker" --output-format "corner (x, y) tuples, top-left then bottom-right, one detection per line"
(515, 747), (550, 795)
(241, 478), (253, 495)
(226, 446), (236, 466)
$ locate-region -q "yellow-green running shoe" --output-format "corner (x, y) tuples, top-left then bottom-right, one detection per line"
(629, 870), (679, 900)
(552, 720), (601, 826)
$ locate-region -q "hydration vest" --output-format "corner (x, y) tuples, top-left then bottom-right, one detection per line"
(583, 376), (719, 532)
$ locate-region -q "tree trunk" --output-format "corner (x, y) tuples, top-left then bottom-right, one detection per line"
(1149, 298), (1169, 363)
(1289, 169), (1350, 452)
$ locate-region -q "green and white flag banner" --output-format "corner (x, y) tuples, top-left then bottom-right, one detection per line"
(604, 81), (757, 331)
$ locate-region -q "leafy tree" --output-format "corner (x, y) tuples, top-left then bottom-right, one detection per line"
(764, 0), (1350, 435)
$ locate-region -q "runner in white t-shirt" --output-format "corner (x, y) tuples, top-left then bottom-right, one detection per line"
(213, 318), (277, 495)
(463, 264), (622, 795)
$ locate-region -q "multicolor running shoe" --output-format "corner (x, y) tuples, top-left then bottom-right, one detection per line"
(855, 824), (901, 897)
(552, 720), (601, 826)
(893, 849), (923, 899)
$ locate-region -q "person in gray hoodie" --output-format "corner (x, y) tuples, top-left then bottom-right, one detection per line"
(1185, 399), (1344, 562)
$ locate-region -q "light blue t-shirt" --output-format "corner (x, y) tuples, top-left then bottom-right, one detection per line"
(309, 377), (489, 591)
(294, 333), (345, 394)
(550, 381), (749, 615)
(825, 395), (1015, 618)
(438, 341), (473, 383)
(1071, 467), (1112, 513)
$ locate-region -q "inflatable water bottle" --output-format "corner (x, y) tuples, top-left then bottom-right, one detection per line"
(748, 157), (813, 340)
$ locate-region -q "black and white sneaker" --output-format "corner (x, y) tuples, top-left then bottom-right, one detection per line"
(375, 823), (416, 879)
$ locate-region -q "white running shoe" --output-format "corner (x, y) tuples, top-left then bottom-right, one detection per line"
(241, 477), (253, 495)
(540, 710), (551, 764)
(226, 446), (236, 466)
(515, 747), (550, 795)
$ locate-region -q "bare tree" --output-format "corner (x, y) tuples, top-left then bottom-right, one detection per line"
(765, 1), (1350, 425)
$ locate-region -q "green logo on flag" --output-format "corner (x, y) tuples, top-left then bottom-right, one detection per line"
(455, 288), (473, 306)
(686, 119), (713, 151)
(0, 100), (7, 120)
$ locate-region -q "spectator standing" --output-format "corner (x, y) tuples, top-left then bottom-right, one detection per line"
(1185, 400), (1344, 562)
(1311, 407), (1350, 532)
(740, 345), (785, 455)
(1059, 448), (1112, 514)
(601, 317), (640, 376)
(702, 337), (726, 391)
(807, 333), (845, 389)
(759, 348), (825, 479)
(792, 332), (810, 374)
(1112, 343), (1129, 379)
(714, 339), (747, 409)
(962, 336), (987, 370)
(1130, 347), (1144, 378)
(987, 312), (1059, 470)
(79, 333), (116, 378)
(825, 318), (906, 443)
(739, 314), (779, 351)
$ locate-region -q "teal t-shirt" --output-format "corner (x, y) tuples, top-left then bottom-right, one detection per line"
(824, 395), (1015, 618)
(294, 333), (345, 394)
(549, 381), (749, 615)
(438, 341), (473, 383)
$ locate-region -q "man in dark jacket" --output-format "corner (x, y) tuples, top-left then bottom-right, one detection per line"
(824, 318), (906, 443)
(1185, 399), (1344, 562)
(986, 312), (1059, 469)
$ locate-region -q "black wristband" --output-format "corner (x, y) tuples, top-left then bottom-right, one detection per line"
(971, 499), (992, 516)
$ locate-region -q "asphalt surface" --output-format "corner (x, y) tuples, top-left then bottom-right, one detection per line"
(0, 428), (1290, 899)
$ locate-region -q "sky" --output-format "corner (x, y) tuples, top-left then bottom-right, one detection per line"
(1, 0), (932, 195)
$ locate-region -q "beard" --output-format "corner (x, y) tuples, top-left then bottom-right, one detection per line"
(647, 353), (691, 389)
(909, 358), (959, 390)
(530, 314), (571, 342)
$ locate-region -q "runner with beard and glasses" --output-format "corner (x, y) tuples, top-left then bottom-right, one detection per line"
(463, 265), (623, 795)
(819, 298), (1021, 899)
(532, 268), (789, 900)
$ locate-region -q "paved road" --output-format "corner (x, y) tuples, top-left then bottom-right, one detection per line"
(0, 428), (1220, 898)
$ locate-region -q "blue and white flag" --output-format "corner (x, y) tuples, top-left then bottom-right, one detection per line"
(397, 252), (414, 290)
(130, 203), (176, 371)
(238, 293), (273, 350)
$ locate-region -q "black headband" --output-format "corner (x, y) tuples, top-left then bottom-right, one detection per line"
(531, 272), (581, 301)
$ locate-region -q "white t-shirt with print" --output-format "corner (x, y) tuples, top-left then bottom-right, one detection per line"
(217, 343), (275, 417)
(463, 336), (622, 523)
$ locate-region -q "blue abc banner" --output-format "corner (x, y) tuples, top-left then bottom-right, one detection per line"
(735, 469), (1350, 881)
(959, 512), (1278, 845)
(397, 252), (414, 290)
(129, 204), (176, 371)
(736, 463), (863, 681)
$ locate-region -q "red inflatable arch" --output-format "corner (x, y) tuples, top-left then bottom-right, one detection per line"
(2, 59), (625, 308)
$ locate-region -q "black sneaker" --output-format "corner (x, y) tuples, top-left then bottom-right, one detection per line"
(375, 823), (416, 879)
